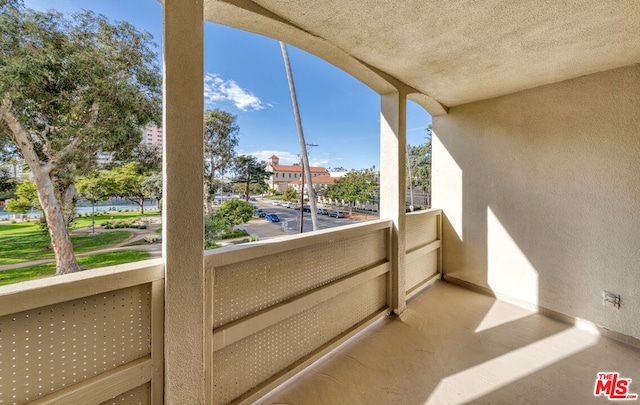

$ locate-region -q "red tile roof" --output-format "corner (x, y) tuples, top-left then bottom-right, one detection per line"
(270, 165), (328, 173)
(289, 175), (336, 185)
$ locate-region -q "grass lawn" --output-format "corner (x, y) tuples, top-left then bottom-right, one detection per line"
(0, 227), (131, 265)
(0, 250), (151, 286)
(0, 211), (159, 265)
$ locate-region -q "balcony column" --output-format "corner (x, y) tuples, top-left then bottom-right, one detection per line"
(380, 91), (407, 314)
(162, 1), (205, 403)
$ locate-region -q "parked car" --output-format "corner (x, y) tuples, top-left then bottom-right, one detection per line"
(330, 211), (345, 218)
(317, 208), (328, 215)
(303, 205), (311, 212)
(256, 209), (266, 218)
(265, 214), (280, 222)
(283, 202), (292, 208)
(293, 205), (300, 210)
(271, 201), (280, 206)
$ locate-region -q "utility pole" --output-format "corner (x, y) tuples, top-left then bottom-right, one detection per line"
(280, 41), (319, 231)
(298, 143), (318, 233)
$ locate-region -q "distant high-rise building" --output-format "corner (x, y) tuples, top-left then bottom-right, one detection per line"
(143, 124), (163, 147)
(96, 124), (163, 167)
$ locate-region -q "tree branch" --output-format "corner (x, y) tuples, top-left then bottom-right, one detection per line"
(50, 102), (99, 170)
(0, 95), (52, 175)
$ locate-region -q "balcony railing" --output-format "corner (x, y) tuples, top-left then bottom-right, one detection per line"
(0, 260), (164, 404)
(406, 208), (442, 298)
(1, 209), (442, 404)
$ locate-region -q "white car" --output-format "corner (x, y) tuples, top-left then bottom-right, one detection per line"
(272, 201), (280, 206)
(283, 202), (292, 208)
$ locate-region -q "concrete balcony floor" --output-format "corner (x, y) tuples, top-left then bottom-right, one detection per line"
(256, 281), (640, 404)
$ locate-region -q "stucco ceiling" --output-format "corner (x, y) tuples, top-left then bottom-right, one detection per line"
(204, 0), (640, 115)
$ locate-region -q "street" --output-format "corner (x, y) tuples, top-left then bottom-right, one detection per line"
(238, 197), (370, 240)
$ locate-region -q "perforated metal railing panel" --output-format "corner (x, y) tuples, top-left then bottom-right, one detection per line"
(405, 211), (438, 251)
(213, 275), (387, 404)
(406, 249), (438, 292)
(405, 211), (441, 294)
(0, 285), (152, 404)
(212, 228), (387, 329)
(209, 222), (392, 404)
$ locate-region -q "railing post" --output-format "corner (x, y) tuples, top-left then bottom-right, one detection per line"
(162, 0), (205, 403)
(380, 91), (407, 314)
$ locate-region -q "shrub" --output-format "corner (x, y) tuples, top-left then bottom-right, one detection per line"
(219, 229), (249, 240)
(143, 234), (160, 244)
(100, 218), (147, 229)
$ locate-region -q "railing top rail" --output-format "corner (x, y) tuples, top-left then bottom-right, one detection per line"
(406, 207), (442, 218)
(205, 218), (392, 268)
(0, 258), (164, 317)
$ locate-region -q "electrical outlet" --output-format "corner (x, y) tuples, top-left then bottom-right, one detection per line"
(602, 291), (620, 309)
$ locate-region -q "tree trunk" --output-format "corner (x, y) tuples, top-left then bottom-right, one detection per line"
(34, 170), (81, 274)
(1, 99), (81, 275)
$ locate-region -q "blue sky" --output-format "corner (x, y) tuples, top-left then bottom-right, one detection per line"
(24, 0), (432, 170)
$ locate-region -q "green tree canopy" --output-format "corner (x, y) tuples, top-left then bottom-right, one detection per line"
(0, 165), (16, 197)
(232, 155), (270, 201)
(108, 163), (150, 214)
(204, 109), (239, 201)
(215, 199), (254, 228)
(205, 199), (254, 249)
(76, 172), (116, 203)
(282, 186), (298, 202)
(4, 180), (40, 219)
(142, 172), (163, 209)
(0, 2), (161, 274)
(407, 124), (432, 207)
(325, 170), (377, 213)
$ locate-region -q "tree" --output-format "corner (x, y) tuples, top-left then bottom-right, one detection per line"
(282, 186), (298, 202)
(204, 109), (239, 208)
(77, 172), (115, 233)
(127, 143), (162, 173)
(4, 180), (40, 220)
(110, 163), (149, 214)
(204, 199), (253, 249)
(204, 213), (229, 250)
(0, 3), (161, 274)
(231, 155), (270, 201)
(0, 165), (16, 197)
(325, 170), (377, 214)
(215, 199), (254, 227)
(142, 172), (163, 210)
(407, 124), (432, 208)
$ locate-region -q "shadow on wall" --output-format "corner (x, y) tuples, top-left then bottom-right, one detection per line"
(433, 64), (640, 340)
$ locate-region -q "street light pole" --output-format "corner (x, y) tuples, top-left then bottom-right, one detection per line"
(280, 41), (320, 232)
(299, 163), (304, 233)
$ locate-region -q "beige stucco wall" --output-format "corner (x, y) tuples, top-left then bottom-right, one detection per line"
(432, 64), (640, 339)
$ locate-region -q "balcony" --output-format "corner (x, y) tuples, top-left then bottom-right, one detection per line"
(3, 207), (639, 404)
(3, 0), (640, 403)
(1, 209), (441, 404)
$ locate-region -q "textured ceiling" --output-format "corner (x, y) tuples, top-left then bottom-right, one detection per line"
(204, 0), (640, 115)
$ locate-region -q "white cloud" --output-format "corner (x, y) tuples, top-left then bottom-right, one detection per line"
(248, 150), (298, 165)
(245, 150), (330, 169)
(204, 73), (267, 112)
